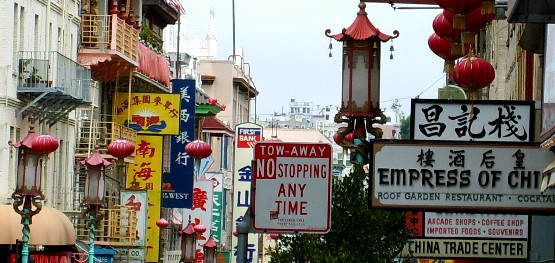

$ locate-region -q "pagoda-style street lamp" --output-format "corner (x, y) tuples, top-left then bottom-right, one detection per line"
(202, 235), (218, 263)
(181, 219), (197, 263)
(81, 150), (111, 263)
(9, 117), (59, 263)
(325, 2), (398, 165)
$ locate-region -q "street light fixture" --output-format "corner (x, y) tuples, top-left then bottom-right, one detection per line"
(9, 116), (58, 263)
(81, 150), (111, 263)
(181, 219), (197, 263)
(326, 2), (399, 164)
(202, 235), (218, 263)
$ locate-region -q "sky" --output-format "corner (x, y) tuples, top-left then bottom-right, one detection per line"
(180, 0), (446, 119)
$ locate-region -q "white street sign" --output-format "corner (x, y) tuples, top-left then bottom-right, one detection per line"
(372, 141), (555, 212)
(252, 142), (332, 233)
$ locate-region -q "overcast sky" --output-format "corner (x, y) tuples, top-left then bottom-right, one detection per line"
(180, 0), (445, 119)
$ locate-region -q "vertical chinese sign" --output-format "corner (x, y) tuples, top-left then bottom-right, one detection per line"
(121, 191), (148, 246)
(206, 172), (224, 245)
(183, 180), (214, 262)
(232, 123), (262, 263)
(126, 136), (163, 262)
(163, 79), (196, 208)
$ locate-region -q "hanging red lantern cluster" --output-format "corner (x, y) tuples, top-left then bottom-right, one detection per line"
(429, 0), (497, 95)
(184, 140), (212, 159)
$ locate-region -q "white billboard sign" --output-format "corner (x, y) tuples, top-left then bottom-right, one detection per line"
(253, 142), (332, 233)
(372, 141), (555, 212)
(411, 99), (534, 142)
(400, 239), (528, 259)
(424, 212), (528, 239)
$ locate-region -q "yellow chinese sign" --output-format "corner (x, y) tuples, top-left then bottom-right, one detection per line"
(126, 135), (163, 262)
(114, 92), (180, 135)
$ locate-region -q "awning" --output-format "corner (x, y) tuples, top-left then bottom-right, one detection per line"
(0, 205), (76, 245)
(541, 160), (555, 192)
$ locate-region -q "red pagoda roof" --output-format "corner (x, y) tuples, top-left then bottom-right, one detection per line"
(325, 2), (399, 42)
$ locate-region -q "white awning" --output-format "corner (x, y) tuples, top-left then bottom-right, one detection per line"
(541, 160), (555, 192)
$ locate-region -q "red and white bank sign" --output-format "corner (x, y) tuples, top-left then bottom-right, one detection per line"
(252, 142), (332, 233)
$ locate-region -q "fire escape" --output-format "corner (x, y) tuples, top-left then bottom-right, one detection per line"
(16, 51), (96, 126)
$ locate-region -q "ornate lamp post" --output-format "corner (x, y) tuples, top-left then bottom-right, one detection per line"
(325, 2), (399, 165)
(9, 117), (58, 263)
(202, 235), (218, 263)
(181, 219), (197, 263)
(81, 150), (111, 263)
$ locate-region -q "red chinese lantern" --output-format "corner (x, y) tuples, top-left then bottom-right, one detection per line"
(332, 133), (341, 145)
(428, 33), (466, 73)
(269, 233), (279, 240)
(451, 53), (495, 99)
(32, 135), (59, 154)
(184, 140), (212, 159)
(443, 8), (494, 44)
(436, 0), (483, 29)
(156, 218), (170, 228)
(344, 133), (355, 143)
(194, 224), (207, 234)
(107, 139), (135, 159)
(232, 230), (238, 237)
(432, 12), (461, 43)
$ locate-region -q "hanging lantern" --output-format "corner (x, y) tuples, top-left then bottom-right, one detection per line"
(156, 218), (170, 228)
(435, 0), (483, 29)
(232, 230), (239, 237)
(269, 233), (279, 240)
(193, 224), (207, 234)
(10, 119), (59, 197)
(81, 150), (111, 206)
(32, 135), (59, 155)
(451, 52), (495, 99)
(325, 2), (398, 117)
(432, 12), (461, 43)
(184, 140), (212, 159)
(107, 139), (135, 159)
(428, 33), (465, 73)
(203, 235), (218, 263)
(181, 221), (197, 263)
(332, 132), (341, 145)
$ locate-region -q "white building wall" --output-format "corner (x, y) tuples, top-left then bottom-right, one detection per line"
(0, 0), (81, 206)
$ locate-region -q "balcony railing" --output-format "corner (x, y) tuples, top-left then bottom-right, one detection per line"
(76, 118), (137, 156)
(17, 51), (94, 102)
(80, 14), (139, 62)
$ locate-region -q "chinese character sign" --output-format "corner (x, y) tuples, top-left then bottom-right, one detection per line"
(371, 141), (555, 212)
(411, 99), (534, 142)
(232, 122), (262, 263)
(183, 180), (214, 263)
(125, 135), (163, 262)
(162, 79), (196, 208)
(113, 92), (181, 135)
(206, 172), (224, 244)
(121, 190), (148, 246)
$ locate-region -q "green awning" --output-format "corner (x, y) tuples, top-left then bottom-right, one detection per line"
(195, 104), (222, 117)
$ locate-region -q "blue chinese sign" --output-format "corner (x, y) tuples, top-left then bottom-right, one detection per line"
(162, 79), (196, 208)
